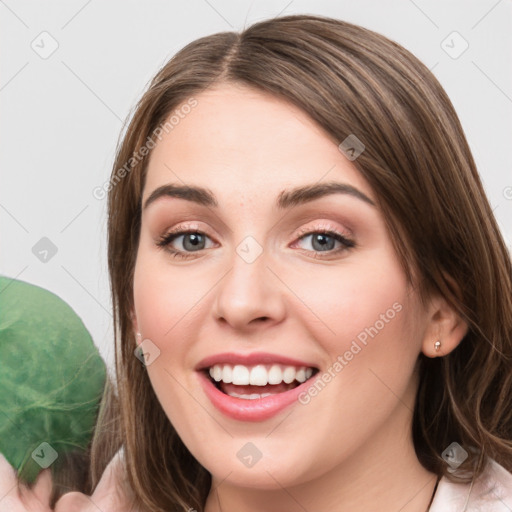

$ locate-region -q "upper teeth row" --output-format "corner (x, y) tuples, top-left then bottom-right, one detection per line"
(208, 364), (314, 386)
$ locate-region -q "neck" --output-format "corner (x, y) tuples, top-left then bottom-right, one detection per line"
(206, 450), (437, 512)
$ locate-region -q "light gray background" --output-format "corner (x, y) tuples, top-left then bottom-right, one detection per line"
(1, 0), (511, 371)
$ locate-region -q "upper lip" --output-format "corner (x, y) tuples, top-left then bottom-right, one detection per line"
(195, 352), (318, 371)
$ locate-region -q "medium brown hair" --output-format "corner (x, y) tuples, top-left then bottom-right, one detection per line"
(82, 13), (512, 511)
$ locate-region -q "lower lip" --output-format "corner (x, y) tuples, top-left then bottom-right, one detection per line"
(197, 371), (314, 422)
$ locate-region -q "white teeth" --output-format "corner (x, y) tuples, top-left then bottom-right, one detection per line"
(249, 365), (268, 386)
(208, 363), (315, 386)
(283, 366), (296, 384)
(232, 365), (250, 385)
(222, 365), (233, 383)
(212, 365), (222, 382)
(268, 364), (283, 384)
(227, 391), (273, 399)
(295, 367), (306, 383)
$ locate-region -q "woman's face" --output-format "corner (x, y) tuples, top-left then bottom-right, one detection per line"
(132, 83), (431, 489)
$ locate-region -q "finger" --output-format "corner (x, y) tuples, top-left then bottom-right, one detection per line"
(54, 491), (93, 512)
(92, 449), (138, 510)
(54, 451), (126, 512)
(0, 454), (19, 512)
(92, 453), (118, 497)
(55, 454), (122, 512)
(16, 469), (53, 510)
(31, 468), (53, 507)
(0, 453), (17, 495)
(93, 448), (128, 498)
(0, 455), (52, 512)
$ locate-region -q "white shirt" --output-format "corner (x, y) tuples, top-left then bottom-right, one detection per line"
(430, 458), (512, 511)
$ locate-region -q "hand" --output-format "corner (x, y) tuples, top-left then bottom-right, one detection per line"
(54, 448), (140, 512)
(0, 452), (53, 511)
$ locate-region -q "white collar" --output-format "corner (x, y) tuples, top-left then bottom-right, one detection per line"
(429, 458), (512, 511)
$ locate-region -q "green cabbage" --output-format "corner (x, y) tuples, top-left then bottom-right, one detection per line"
(0, 275), (106, 484)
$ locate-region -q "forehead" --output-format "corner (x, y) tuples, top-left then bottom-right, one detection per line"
(142, 83), (373, 205)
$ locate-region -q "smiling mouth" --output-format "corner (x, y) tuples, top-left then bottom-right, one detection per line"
(205, 363), (319, 399)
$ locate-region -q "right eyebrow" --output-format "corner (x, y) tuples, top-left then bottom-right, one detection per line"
(143, 184), (218, 210)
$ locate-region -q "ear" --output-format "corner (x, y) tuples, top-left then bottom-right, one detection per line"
(421, 291), (468, 358)
(422, 290), (468, 357)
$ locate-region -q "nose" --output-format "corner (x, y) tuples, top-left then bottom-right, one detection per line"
(212, 239), (286, 332)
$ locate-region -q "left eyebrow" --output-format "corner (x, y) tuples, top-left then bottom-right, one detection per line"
(142, 181), (375, 211)
(276, 181), (375, 209)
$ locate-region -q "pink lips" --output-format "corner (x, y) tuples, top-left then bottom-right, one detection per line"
(195, 351), (318, 422)
(197, 371), (315, 422)
(195, 351), (316, 370)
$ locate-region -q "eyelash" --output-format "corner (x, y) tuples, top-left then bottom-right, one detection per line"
(156, 224), (356, 260)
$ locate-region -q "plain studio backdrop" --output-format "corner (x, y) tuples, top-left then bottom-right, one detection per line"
(1, 0), (511, 372)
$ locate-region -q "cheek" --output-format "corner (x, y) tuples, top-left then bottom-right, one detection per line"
(288, 248), (410, 353)
(286, 246), (422, 416)
(132, 252), (210, 432)
(283, 270), (422, 480)
(132, 243), (209, 346)
(132, 266), (179, 339)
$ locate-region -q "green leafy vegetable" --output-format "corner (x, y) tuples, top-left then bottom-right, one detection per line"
(0, 275), (106, 483)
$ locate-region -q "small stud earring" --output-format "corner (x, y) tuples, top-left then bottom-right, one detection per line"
(434, 340), (441, 352)
(136, 332), (142, 344)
